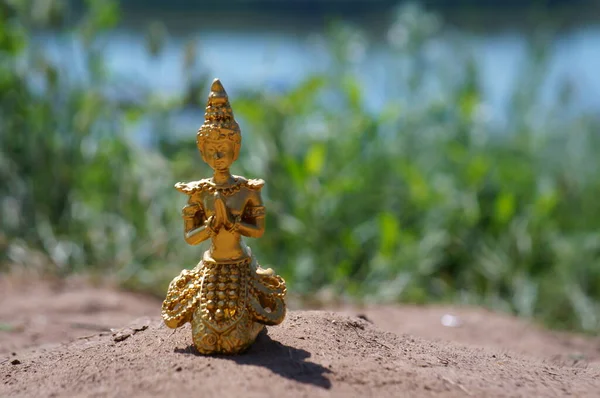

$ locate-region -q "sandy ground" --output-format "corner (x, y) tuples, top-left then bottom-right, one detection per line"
(1, 275), (599, 397)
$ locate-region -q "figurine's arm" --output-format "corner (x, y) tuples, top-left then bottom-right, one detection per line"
(233, 191), (266, 239)
(184, 218), (216, 245)
(181, 201), (214, 245)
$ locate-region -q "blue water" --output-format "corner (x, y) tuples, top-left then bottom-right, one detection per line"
(37, 21), (600, 139)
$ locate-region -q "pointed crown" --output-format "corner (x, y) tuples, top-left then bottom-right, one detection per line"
(197, 79), (241, 147)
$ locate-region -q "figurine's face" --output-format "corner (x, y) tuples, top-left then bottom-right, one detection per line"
(202, 140), (235, 171)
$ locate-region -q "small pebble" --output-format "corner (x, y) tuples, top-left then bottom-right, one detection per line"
(441, 314), (462, 328)
(11, 359), (21, 365)
(114, 332), (131, 342)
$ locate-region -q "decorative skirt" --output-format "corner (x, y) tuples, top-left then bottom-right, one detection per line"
(162, 253), (286, 354)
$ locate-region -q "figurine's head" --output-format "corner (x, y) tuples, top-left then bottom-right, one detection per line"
(196, 79), (241, 170)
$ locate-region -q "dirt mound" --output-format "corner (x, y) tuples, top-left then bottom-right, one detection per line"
(350, 305), (600, 363)
(2, 277), (600, 397)
(0, 276), (159, 355)
(2, 310), (600, 398)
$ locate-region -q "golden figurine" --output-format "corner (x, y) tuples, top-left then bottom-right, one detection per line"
(161, 79), (287, 355)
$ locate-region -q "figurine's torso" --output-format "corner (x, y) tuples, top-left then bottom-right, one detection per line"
(190, 179), (256, 261)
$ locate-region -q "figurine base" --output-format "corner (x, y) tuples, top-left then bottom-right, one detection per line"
(191, 313), (264, 355)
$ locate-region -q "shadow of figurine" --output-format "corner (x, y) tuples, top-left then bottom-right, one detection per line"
(175, 329), (332, 389)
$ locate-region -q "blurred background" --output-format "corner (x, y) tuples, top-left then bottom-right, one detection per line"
(1, 0), (600, 333)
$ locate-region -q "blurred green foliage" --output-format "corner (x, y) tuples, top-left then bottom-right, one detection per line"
(1, 0), (600, 333)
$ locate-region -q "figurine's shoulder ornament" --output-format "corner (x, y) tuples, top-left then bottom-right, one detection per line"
(243, 178), (265, 191)
(174, 179), (212, 195)
(228, 175), (264, 191)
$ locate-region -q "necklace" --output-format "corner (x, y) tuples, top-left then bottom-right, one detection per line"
(203, 179), (243, 196)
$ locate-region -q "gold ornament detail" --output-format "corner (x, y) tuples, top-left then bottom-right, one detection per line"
(196, 79), (241, 150)
(162, 78), (286, 355)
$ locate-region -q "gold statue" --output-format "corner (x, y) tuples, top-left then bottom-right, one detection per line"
(161, 79), (286, 355)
